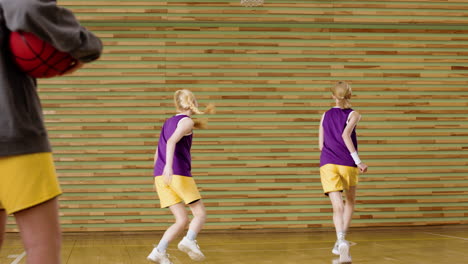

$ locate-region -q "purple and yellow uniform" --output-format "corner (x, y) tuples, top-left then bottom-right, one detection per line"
(154, 115), (201, 208)
(320, 107), (359, 194)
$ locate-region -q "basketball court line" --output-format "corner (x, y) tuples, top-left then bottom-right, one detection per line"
(9, 251), (25, 264)
(424, 232), (468, 241)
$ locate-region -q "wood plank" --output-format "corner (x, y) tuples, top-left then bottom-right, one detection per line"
(6, 0), (464, 232)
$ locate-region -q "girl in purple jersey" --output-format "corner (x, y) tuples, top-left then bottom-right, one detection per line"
(319, 81), (368, 263)
(148, 90), (214, 264)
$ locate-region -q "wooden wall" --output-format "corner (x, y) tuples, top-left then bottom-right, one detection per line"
(6, 0), (468, 232)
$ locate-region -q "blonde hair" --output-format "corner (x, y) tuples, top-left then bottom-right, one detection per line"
(331, 81), (352, 109)
(174, 89), (215, 128)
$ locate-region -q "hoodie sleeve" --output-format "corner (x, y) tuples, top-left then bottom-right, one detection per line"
(2, 0), (103, 62)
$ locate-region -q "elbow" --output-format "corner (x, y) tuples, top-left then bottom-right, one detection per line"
(166, 139), (176, 147)
(341, 134), (348, 141)
(342, 132), (351, 141)
(71, 32), (103, 63)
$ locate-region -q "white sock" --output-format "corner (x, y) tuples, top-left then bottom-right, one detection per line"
(337, 231), (346, 242)
(156, 239), (169, 253)
(186, 229), (197, 241)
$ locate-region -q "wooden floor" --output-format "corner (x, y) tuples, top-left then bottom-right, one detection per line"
(1, 225), (467, 264)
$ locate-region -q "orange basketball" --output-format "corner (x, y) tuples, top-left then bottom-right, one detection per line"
(9, 31), (77, 78)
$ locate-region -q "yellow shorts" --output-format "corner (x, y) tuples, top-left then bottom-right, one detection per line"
(0, 152), (62, 215)
(320, 164), (359, 195)
(154, 175), (202, 208)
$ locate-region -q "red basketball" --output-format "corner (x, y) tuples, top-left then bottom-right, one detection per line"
(9, 31), (77, 78)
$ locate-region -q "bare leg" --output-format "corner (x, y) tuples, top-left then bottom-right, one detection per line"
(0, 209), (6, 250)
(328, 191), (345, 234)
(159, 203), (189, 244)
(148, 203), (189, 261)
(343, 186), (357, 233)
(187, 200), (206, 237)
(14, 197), (61, 264)
(177, 201), (206, 261)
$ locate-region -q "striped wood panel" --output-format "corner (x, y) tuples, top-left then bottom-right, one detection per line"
(6, 0), (468, 231)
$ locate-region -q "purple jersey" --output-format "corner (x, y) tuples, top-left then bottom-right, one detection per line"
(154, 115), (193, 177)
(320, 107), (358, 167)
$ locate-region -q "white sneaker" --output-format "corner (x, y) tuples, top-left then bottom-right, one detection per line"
(147, 247), (172, 264)
(178, 236), (206, 261)
(332, 240), (339, 255)
(338, 240), (352, 263)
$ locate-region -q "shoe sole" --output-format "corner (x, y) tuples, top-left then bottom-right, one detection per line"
(147, 254), (172, 264)
(178, 243), (206, 261)
(339, 243), (352, 263)
(147, 256), (172, 264)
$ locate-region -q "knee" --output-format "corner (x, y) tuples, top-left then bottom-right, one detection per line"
(193, 209), (207, 222)
(332, 203), (344, 213)
(175, 216), (190, 228)
(191, 201), (206, 217)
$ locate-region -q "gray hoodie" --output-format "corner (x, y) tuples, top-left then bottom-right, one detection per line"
(0, 0), (102, 157)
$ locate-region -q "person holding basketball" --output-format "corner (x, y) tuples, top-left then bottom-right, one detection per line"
(319, 81), (368, 263)
(0, 0), (102, 263)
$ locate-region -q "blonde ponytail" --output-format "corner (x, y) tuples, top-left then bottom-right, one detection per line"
(203, 103), (216, 115)
(331, 81), (352, 109)
(173, 89), (216, 128)
(188, 100), (203, 115)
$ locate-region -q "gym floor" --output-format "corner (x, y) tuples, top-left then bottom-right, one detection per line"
(1, 225), (467, 264)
